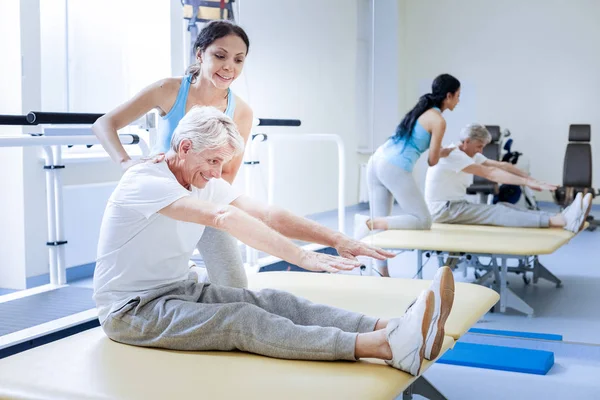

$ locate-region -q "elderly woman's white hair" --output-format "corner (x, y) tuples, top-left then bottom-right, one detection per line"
(459, 123), (492, 144)
(169, 106), (245, 155)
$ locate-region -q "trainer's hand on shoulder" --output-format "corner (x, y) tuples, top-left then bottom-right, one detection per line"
(439, 147), (455, 158)
(120, 153), (165, 172)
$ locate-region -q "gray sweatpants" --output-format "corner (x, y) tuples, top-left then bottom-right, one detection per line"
(102, 280), (378, 361)
(367, 154), (432, 230)
(431, 200), (552, 228)
(196, 227), (248, 288)
(367, 154), (432, 270)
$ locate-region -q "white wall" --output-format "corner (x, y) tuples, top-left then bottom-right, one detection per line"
(230, 0), (363, 217)
(66, 0), (172, 113)
(398, 0), (600, 201)
(371, 0), (400, 153)
(0, 0), (27, 289)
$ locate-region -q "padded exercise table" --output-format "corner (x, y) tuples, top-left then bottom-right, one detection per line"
(0, 272), (498, 400)
(362, 223), (581, 316)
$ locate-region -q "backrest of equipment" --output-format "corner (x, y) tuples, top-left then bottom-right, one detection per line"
(481, 125), (501, 161)
(563, 125), (592, 187)
(486, 125), (502, 143)
(569, 124), (591, 142)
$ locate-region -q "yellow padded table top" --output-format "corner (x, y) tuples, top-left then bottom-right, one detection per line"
(0, 272), (497, 400)
(0, 327), (454, 400)
(361, 223), (578, 256)
(248, 271), (499, 339)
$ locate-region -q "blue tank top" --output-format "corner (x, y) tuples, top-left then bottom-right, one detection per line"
(378, 107), (440, 172)
(152, 75), (237, 154)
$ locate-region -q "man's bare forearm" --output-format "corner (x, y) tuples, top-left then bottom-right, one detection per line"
(263, 207), (345, 248)
(499, 162), (529, 178)
(214, 206), (306, 266)
(488, 168), (530, 186)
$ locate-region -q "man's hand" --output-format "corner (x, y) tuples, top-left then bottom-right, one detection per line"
(334, 236), (395, 261)
(296, 250), (364, 273)
(526, 178), (558, 192)
(439, 147), (455, 158)
(120, 153), (165, 172)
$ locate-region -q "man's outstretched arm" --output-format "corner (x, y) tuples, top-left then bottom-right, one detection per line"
(159, 197), (366, 273)
(464, 164), (556, 191)
(483, 159), (528, 178)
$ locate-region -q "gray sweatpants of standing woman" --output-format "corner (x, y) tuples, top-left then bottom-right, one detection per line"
(196, 227), (248, 288)
(367, 153), (432, 270)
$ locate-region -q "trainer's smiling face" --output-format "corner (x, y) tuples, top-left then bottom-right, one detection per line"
(197, 34), (248, 90)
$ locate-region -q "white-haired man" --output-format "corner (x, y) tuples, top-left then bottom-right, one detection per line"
(425, 123), (592, 231)
(93, 106), (456, 377)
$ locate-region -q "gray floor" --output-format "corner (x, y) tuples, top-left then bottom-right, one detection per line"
(0, 286), (94, 336)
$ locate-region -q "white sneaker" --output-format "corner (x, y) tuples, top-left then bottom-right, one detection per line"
(563, 193), (584, 233)
(353, 213), (371, 240)
(580, 193), (593, 231)
(385, 290), (434, 376)
(561, 192), (582, 217)
(424, 267), (455, 360)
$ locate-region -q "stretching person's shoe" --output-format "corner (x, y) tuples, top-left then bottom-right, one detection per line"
(385, 290), (434, 376)
(563, 194), (584, 233)
(403, 266), (456, 360)
(561, 192), (582, 217)
(423, 266), (455, 360)
(580, 193), (593, 232)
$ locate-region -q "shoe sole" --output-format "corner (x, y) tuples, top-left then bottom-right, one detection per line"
(417, 290), (435, 375)
(579, 195), (593, 232)
(427, 267), (455, 360)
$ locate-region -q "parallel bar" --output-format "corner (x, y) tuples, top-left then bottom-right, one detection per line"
(0, 115), (30, 126)
(27, 111), (103, 125)
(257, 118), (301, 127)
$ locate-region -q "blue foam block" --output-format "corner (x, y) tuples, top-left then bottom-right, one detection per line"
(438, 342), (554, 375)
(468, 328), (563, 341)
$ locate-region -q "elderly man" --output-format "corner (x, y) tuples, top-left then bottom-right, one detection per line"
(424, 123), (592, 232)
(93, 106), (455, 377)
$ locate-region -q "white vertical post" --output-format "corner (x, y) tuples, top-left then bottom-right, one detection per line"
(52, 145), (67, 285)
(42, 146), (59, 285)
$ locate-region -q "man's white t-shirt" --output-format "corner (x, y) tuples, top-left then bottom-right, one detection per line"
(93, 161), (241, 323)
(424, 144), (488, 214)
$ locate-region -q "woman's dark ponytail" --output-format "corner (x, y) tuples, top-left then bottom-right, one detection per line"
(393, 74), (460, 141)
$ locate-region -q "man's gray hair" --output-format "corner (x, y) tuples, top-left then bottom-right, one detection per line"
(170, 106), (245, 155)
(459, 123), (492, 144)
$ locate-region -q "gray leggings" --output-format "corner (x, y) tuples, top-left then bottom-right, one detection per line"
(431, 201), (552, 228)
(196, 227), (248, 288)
(367, 154), (432, 230)
(102, 280), (378, 361)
